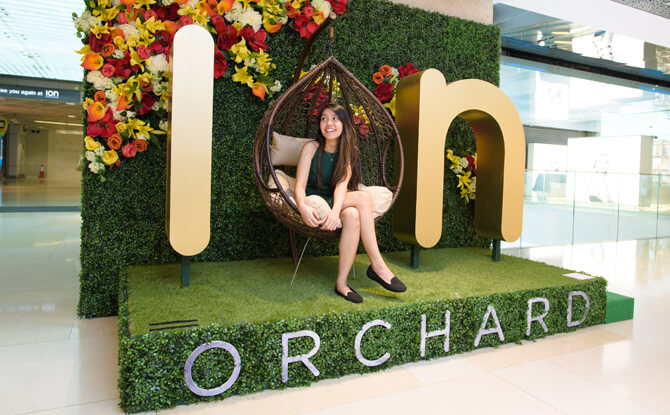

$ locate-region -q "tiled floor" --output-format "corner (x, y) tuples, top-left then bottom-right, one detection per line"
(0, 178), (80, 208)
(1, 209), (668, 414)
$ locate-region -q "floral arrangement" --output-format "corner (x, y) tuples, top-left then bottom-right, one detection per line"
(74, 0), (347, 177)
(371, 62), (419, 117)
(446, 149), (477, 203)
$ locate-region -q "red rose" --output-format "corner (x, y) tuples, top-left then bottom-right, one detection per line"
(117, 11), (128, 24)
(359, 124), (369, 137)
(178, 15), (193, 26)
(152, 3), (180, 20)
(217, 25), (238, 50)
(327, 0), (347, 14)
(299, 21), (318, 38)
(248, 29), (267, 52)
(303, 6), (314, 18)
(150, 30), (172, 54)
(211, 14), (226, 34)
(101, 63), (115, 78)
(374, 83), (393, 102)
(121, 142), (137, 158)
(143, 9), (158, 21)
(107, 56), (131, 78)
(137, 45), (151, 59)
(353, 115), (362, 125)
(213, 47), (228, 79)
(399, 62), (419, 78)
(89, 32), (111, 53)
(137, 93), (156, 115)
(86, 107), (118, 138)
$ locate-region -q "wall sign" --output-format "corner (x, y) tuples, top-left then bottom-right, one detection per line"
(0, 84), (80, 103)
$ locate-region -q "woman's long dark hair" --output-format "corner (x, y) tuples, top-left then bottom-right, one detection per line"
(315, 103), (362, 192)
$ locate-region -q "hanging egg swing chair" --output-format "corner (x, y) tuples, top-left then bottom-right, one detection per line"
(252, 14), (404, 263)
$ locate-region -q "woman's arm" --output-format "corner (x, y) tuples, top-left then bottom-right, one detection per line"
(321, 165), (352, 231)
(295, 141), (323, 227)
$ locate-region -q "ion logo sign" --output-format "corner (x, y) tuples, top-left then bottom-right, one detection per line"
(45, 90), (60, 99)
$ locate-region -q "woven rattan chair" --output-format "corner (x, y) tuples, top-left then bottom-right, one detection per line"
(252, 18), (404, 263)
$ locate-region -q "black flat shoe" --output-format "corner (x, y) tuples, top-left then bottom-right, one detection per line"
(335, 286), (363, 303)
(367, 265), (406, 293)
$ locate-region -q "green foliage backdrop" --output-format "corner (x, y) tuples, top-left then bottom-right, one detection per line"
(79, 0), (501, 317)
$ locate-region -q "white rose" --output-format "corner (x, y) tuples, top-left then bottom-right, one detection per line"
(453, 166), (463, 174)
(239, 7), (262, 31)
(458, 157), (469, 169)
(74, 11), (95, 33)
(225, 2), (243, 22)
(112, 107), (126, 121)
(85, 151), (97, 162)
(118, 24), (139, 39)
(159, 120), (168, 131)
(112, 49), (125, 59)
(311, 0), (332, 16)
(270, 80), (282, 93)
(88, 161), (105, 174)
(147, 54), (169, 74)
(105, 89), (119, 102)
(94, 146), (105, 157)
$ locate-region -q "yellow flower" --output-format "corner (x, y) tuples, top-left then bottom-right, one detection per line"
(82, 97), (95, 110)
(85, 136), (101, 151)
(93, 7), (120, 22)
(383, 95), (396, 118)
(230, 40), (251, 64)
(126, 36), (140, 49)
(240, 0), (255, 9)
(97, 0), (112, 7)
(254, 51), (274, 75)
(102, 150), (119, 165)
(90, 24), (111, 39)
(177, 5), (208, 25)
(456, 171), (472, 190)
(113, 36), (128, 51)
(75, 45), (92, 56)
(135, 0), (157, 8)
(232, 66), (254, 87)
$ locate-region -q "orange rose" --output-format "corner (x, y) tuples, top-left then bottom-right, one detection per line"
(134, 139), (148, 152)
(94, 90), (107, 105)
(107, 133), (122, 150)
(379, 65), (392, 77)
(100, 43), (115, 58)
(372, 72), (384, 85)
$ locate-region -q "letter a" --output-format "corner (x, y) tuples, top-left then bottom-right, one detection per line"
(475, 305), (505, 347)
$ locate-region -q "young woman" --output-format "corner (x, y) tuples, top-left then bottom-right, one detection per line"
(294, 103), (406, 303)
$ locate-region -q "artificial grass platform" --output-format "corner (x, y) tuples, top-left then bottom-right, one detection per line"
(118, 247), (608, 413)
(127, 247), (600, 336)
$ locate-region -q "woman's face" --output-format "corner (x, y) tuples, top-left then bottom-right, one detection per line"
(320, 108), (343, 141)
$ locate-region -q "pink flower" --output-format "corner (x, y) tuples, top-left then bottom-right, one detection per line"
(359, 124), (369, 137)
(178, 15), (193, 27)
(101, 63), (115, 78)
(122, 142), (137, 158)
(353, 115), (362, 125)
(117, 11), (128, 24)
(143, 10), (158, 21)
(137, 45), (151, 60)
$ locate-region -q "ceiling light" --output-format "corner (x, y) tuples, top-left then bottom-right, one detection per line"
(554, 40), (573, 45)
(67, 115), (76, 118)
(35, 120), (68, 126)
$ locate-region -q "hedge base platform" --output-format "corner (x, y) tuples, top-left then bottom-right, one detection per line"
(119, 248), (608, 413)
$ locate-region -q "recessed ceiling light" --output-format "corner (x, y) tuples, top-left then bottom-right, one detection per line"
(67, 115), (76, 118)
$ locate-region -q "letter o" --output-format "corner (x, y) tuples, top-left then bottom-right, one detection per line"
(184, 341), (241, 397)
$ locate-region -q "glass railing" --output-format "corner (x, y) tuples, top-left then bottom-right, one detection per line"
(501, 170), (670, 248)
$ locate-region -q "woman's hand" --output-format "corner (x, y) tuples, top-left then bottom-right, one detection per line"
(298, 203), (323, 228)
(321, 209), (340, 231)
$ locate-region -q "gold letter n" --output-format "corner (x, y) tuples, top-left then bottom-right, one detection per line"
(393, 69), (525, 247)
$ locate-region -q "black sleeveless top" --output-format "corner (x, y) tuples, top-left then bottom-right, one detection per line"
(306, 150), (337, 207)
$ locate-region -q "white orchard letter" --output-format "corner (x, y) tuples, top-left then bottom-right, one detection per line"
(420, 311), (451, 357)
(282, 330), (321, 383)
(184, 341), (241, 397)
(567, 291), (590, 327)
(355, 319), (392, 367)
(474, 305), (505, 347)
(527, 297), (550, 336)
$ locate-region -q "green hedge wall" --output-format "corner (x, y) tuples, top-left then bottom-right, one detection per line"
(118, 269), (607, 413)
(79, 0), (501, 317)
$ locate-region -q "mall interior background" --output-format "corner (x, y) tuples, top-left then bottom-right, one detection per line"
(1, 0), (668, 248)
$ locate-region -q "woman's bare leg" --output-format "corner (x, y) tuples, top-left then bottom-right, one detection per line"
(341, 191), (395, 283)
(336, 207), (360, 295)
